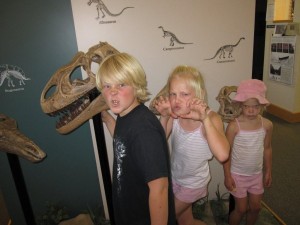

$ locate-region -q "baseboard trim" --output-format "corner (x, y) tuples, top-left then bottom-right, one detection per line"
(266, 104), (300, 123)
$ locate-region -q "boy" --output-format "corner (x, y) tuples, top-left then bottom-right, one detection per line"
(96, 52), (176, 225)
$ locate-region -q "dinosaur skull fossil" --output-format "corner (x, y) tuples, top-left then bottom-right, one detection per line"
(0, 114), (46, 162)
(149, 84), (169, 115)
(215, 85), (240, 123)
(40, 42), (119, 134)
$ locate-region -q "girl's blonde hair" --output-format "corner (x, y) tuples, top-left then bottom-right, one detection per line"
(167, 65), (207, 101)
(96, 52), (150, 103)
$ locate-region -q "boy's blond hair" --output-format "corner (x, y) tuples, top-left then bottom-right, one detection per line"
(96, 52), (150, 103)
(167, 65), (207, 101)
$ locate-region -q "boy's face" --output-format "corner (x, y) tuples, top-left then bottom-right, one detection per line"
(101, 82), (139, 117)
(169, 76), (195, 116)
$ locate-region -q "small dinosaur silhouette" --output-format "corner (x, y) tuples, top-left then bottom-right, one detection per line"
(0, 65), (30, 88)
(87, 0), (134, 19)
(205, 37), (245, 60)
(158, 26), (193, 46)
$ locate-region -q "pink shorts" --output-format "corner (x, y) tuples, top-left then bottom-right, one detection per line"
(172, 181), (208, 203)
(230, 173), (264, 198)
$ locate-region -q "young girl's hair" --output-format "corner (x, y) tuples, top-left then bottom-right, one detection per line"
(96, 52), (150, 103)
(167, 65), (207, 101)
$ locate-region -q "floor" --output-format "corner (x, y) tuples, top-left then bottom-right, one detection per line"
(262, 113), (300, 225)
(193, 198), (282, 225)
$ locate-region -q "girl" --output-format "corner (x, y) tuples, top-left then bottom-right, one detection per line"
(223, 79), (273, 225)
(153, 65), (229, 225)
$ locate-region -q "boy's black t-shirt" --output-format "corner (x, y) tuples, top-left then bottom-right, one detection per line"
(112, 104), (176, 225)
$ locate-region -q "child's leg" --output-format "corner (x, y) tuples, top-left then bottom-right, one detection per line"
(175, 197), (193, 225)
(229, 196), (248, 225)
(175, 197), (206, 225)
(246, 193), (263, 225)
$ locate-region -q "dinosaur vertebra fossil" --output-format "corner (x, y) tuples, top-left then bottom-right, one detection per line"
(87, 0), (134, 19)
(205, 37), (245, 60)
(149, 84), (169, 115)
(0, 113), (46, 162)
(215, 85), (240, 123)
(40, 42), (119, 134)
(158, 26), (193, 46)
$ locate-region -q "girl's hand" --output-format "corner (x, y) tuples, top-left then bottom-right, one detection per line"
(264, 172), (272, 188)
(154, 96), (176, 118)
(181, 97), (208, 121)
(224, 175), (236, 192)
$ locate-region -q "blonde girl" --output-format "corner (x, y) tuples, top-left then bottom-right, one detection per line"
(223, 79), (273, 225)
(153, 65), (229, 225)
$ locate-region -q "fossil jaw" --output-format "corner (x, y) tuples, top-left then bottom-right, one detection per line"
(0, 114), (46, 163)
(40, 42), (119, 134)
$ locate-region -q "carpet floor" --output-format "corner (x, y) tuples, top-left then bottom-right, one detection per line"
(192, 198), (285, 225)
(263, 113), (300, 225)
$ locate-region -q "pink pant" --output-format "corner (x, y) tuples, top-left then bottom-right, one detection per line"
(230, 173), (264, 198)
(172, 181), (208, 203)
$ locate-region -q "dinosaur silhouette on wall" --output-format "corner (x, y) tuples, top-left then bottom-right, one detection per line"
(205, 37), (245, 60)
(0, 65), (30, 88)
(87, 0), (134, 19)
(158, 26), (193, 46)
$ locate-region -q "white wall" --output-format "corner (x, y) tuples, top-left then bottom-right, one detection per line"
(70, 0), (255, 215)
(264, 0), (300, 112)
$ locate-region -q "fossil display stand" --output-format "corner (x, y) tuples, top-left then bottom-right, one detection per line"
(7, 153), (36, 225)
(5, 93), (114, 225)
(90, 92), (115, 225)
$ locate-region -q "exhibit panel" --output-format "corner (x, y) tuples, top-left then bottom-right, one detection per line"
(0, 1), (104, 224)
(0, 0), (256, 224)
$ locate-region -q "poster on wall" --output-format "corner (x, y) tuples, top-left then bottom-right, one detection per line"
(269, 36), (296, 85)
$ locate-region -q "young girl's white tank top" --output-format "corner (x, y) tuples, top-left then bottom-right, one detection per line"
(231, 117), (266, 176)
(171, 118), (213, 188)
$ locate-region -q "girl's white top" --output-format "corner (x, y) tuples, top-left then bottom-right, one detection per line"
(171, 119), (213, 188)
(231, 117), (266, 176)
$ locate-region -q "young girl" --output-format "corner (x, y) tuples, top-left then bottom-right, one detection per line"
(153, 65), (229, 225)
(223, 79), (273, 225)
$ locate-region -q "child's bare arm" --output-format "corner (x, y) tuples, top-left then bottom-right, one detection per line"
(101, 110), (115, 137)
(223, 121), (238, 191)
(263, 118), (273, 187)
(203, 112), (230, 162)
(148, 177), (169, 225)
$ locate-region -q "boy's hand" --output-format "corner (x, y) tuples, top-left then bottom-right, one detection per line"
(181, 98), (208, 121)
